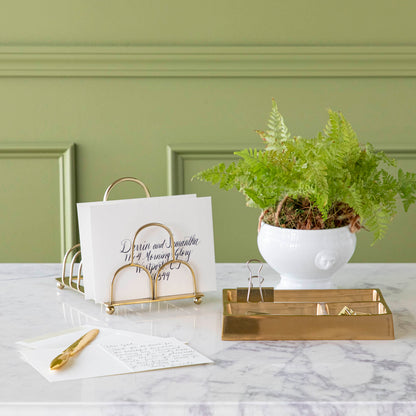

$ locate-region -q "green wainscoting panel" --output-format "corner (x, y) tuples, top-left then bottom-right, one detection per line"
(0, 75), (415, 262)
(0, 143), (76, 262)
(168, 144), (261, 262)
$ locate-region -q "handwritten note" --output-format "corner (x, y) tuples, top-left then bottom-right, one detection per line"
(101, 338), (213, 371)
(18, 326), (213, 382)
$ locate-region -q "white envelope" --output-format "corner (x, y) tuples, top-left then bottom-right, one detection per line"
(77, 195), (216, 304)
(78, 194), (198, 300)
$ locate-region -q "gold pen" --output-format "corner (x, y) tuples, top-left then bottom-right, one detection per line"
(50, 329), (99, 370)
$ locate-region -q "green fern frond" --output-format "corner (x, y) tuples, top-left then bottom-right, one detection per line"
(398, 168), (416, 211)
(259, 98), (291, 150)
(323, 109), (342, 142)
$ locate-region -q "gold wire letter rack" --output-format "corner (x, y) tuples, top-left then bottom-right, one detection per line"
(56, 177), (204, 314)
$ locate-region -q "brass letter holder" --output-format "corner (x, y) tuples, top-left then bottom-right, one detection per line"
(57, 177), (204, 314)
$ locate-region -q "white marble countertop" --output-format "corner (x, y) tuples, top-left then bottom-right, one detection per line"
(2, 263), (416, 415)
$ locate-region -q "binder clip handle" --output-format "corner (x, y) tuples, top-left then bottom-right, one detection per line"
(246, 259), (265, 302)
(246, 258), (263, 279)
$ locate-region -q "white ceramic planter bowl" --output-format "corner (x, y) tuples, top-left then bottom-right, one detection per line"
(257, 223), (356, 289)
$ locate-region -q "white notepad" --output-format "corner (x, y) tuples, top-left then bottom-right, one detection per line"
(18, 326), (213, 382)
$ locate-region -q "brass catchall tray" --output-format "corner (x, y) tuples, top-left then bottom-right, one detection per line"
(222, 287), (394, 340)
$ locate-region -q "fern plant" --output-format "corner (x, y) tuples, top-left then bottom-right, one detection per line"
(194, 99), (416, 242)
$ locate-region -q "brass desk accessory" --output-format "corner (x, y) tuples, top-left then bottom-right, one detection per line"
(56, 177), (203, 314)
(222, 287), (394, 340)
(222, 260), (394, 340)
(50, 328), (99, 370)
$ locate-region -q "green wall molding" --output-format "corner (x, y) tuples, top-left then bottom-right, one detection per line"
(167, 144), (245, 195)
(0, 143), (77, 258)
(1, 46), (416, 77)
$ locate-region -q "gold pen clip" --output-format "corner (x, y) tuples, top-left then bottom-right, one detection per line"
(50, 329), (99, 370)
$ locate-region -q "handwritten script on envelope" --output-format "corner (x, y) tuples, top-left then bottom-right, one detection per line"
(77, 195), (216, 304)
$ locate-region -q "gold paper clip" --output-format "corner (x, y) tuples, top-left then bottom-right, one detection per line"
(339, 306), (355, 315)
(338, 306), (370, 316)
(246, 259), (265, 302)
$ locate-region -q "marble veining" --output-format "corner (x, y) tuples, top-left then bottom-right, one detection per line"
(2, 263), (416, 415)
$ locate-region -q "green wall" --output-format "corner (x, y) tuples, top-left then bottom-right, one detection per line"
(0, 1), (415, 262)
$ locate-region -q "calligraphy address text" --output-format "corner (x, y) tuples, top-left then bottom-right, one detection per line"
(119, 235), (200, 280)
